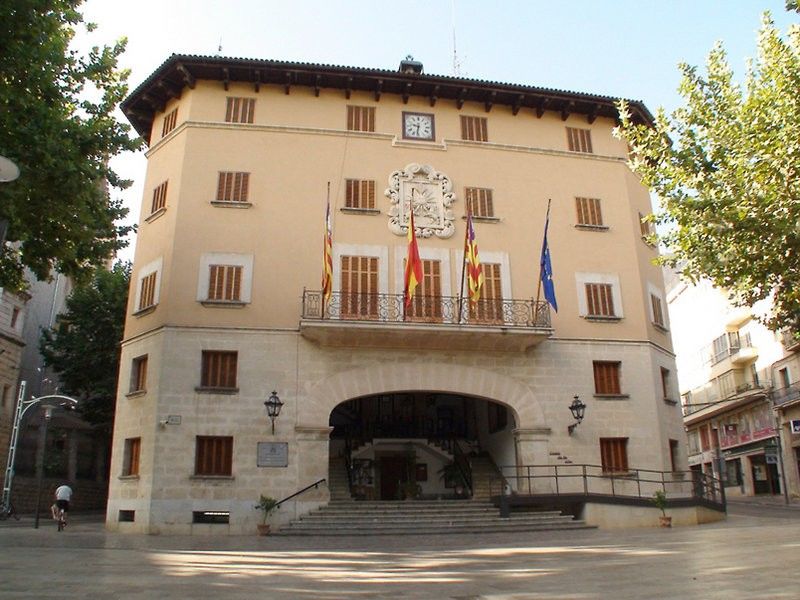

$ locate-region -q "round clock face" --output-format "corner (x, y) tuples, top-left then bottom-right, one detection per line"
(403, 113), (434, 140)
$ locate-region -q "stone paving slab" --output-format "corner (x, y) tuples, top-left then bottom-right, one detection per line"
(1, 510), (799, 599)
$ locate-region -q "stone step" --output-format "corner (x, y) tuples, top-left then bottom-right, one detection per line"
(276, 520), (592, 536)
(294, 516), (576, 527)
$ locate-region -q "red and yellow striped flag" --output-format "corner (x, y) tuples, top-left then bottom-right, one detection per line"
(321, 195), (333, 310)
(404, 210), (423, 310)
(465, 210), (484, 303)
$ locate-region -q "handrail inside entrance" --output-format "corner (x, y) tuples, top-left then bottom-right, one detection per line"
(276, 478), (327, 509)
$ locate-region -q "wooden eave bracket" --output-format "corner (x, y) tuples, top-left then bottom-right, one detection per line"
(429, 85), (439, 107)
(512, 94), (525, 116)
(176, 64), (196, 89)
(587, 103), (600, 124)
(402, 82), (412, 104)
(345, 76), (353, 99)
(156, 80), (182, 100)
(375, 79), (383, 102)
(314, 74), (322, 97)
(285, 72), (293, 95)
(561, 100), (575, 122)
(221, 68), (230, 91)
(484, 90), (496, 113)
(142, 92), (165, 113)
(253, 70), (261, 93)
(456, 87), (468, 109)
(536, 97), (549, 118)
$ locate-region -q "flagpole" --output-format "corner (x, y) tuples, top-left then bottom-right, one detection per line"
(535, 199), (552, 309)
(458, 209), (470, 324)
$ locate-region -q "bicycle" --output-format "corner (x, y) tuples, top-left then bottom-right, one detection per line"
(54, 505), (66, 531)
(0, 503), (20, 521)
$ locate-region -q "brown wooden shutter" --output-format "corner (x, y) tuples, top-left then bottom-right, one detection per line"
(195, 436), (233, 476)
(470, 263), (502, 323)
(139, 272), (157, 310)
(151, 182), (168, 214)
(408, 259), (442, 322)
(465, 188), (494, 217)
(341, 256), (378, 317)
(651, 294), (664, 326)
(201, 351), (238, 388)
(585, 283), (615, 317)
(600, 438), (628, 473)
(593, 361), (621, 394)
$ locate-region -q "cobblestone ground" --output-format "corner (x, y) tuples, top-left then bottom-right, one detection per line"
(0, 503), (798, 599)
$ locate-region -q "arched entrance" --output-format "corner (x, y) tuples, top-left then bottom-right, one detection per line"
(328, 391), (518, 501)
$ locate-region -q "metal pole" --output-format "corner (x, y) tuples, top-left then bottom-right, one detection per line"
(33, 407), (52, 529)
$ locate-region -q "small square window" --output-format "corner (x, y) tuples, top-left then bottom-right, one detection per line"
(347, 106), (375, 132)
(151, 181), (168, 214)
(138, 272), (157, 311)
(225, 97), (255, 123)
(216, 172), (250, 203)
(122, 437), (141, 476)
(566, 127), (593, 153)
(460, 116), (488, 142)
(201, 351), (238, 389)
(162, 108), (178, 137)
(130, 355), (148, 393)
(345, 179), (376, 210)
(575, 197), (603, 227)
(593, 361), (622, 395)
(600, 438), (628, 473)
(465, 188), (494, 218)
(195, 436), (233, 476)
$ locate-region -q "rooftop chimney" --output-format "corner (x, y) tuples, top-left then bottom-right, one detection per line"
(399, 55), (423, 75)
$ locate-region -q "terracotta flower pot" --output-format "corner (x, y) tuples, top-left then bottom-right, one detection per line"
(257, 523), (271, 536)
(658, 515), (672, 528)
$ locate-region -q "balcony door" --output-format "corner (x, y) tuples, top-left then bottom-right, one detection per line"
(407, 259), (442, 322)
(469, 262), (503, 324)
(341, 255), (378, 319)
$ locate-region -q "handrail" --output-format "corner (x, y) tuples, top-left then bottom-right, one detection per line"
(489, 463), (725, 508)
(451, 438), (473, 497)
(275, 478), (327, 509)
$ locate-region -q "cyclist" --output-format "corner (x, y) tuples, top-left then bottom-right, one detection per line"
(54, 484), (73, 527)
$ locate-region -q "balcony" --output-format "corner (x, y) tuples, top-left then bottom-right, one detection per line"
(773, 380), (800, 408)
(300, 290), (552, 351)
(781, 329), (800, 352)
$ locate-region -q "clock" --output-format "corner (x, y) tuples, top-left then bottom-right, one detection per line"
(402, 112), (435, 141)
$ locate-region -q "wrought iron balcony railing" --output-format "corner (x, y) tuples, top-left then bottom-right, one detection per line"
(302, 289), (551, 329)
(772, 380), (800, 407)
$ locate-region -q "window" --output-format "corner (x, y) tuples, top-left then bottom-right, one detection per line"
(470, 263), (503, 324)
(345, 179), (376, 210)
(593, 361), (621, 395)
(122, 437), (141, 476)
(699, 427), (710, 452)
(10, 307), (19, 329)
(600, 438), (628, 473)
(406, 259), (442, 322)
(669, 439), (680, 472)
(651, 293), (665, 328)
(208, 265), (243, 302)
(660, 367), (671, 401)
(639, 212), (655, 242)
(138, 272), (157, 311)
(161, 108), (177, 137)
(779, 367), (791, 388)
(130, 355), (148, 393)
(465, 187), (494, 218)
(194, 436), (233, 476)
(347, 105), (375, 132)
(340, 256), (378, 318)
(575, 197), (603, 227)
(566, 127), (593, 153)
(460, 116), (488, 142)
(585, 283), (616, 318)
(151, 181), (168, 214)
(200, 351), (238, 390)
(225, 97), (255, 123)
(216, 172), (250, 203)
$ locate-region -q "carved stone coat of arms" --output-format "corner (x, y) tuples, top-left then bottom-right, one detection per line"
(385, 163), (456, 238)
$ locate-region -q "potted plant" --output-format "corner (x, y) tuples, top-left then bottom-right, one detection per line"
(651, 490), (672, 527)
(255, 495), (279, 535)
(439, 462), (468, 498)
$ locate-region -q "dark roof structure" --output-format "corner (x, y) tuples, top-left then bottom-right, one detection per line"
(122, 54), (655, 144)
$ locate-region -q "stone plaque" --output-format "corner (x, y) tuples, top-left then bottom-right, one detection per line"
(257, 442), (288, 467)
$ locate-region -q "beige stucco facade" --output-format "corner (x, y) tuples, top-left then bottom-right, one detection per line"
(107, 56), (686, 534)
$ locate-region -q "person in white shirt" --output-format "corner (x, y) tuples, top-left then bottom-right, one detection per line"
(54, 484), (73, 524)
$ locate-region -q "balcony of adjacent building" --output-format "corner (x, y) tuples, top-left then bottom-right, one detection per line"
(772, 379), (800, 409)
(299, 289), (552, 351)
(704, 331), (758, 378)
(780, 329), (800, 352)
(682, 368), (769, 421)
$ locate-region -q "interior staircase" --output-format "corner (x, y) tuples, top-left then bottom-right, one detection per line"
(276, 500), (591, 536)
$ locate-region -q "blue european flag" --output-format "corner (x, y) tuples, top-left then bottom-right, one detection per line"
(540, 214), (558, 312)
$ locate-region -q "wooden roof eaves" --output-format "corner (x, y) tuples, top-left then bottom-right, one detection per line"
(122, 54), (655, 143)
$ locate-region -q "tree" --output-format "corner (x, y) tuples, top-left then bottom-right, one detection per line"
(0, 1), (140, 291)
(40, 262), (130, 435)
(615, 13), (800, 332)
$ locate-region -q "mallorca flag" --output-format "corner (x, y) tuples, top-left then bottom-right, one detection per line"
(465, 211), (484, 303)
(540, 208), (558, 312)
(321, 197), (333, 310)
(404, 210), (423, 310)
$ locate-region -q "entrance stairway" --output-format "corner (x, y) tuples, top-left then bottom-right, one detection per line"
(275, 500), (592, 536)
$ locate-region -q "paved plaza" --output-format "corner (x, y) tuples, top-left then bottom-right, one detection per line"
(1, 500), (799, 599)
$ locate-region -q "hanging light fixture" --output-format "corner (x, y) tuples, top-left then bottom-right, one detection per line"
(264, 391), (284, 435)
(568, 395), (586, 435)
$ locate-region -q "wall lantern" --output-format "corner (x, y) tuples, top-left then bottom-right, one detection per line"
(264, 391), (284, 435)
(568, 395), (586, 435)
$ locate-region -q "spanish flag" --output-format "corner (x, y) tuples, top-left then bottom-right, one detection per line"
(465, 210), (484, 303)
(321, 192), (333, 311)
(404, 210), (423, 310)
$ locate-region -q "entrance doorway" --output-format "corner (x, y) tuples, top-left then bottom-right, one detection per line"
(379, 456), (407, 500)
(750, 454), (781, 495)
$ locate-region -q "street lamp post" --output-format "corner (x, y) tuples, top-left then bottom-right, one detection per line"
(33, 407), (52, 529)
(1, 381), (78, 521)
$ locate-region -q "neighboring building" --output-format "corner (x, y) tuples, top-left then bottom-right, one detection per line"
(108, 55), (689, 534)
(667, 275), (800, 500)
(0, 288), (28, 500)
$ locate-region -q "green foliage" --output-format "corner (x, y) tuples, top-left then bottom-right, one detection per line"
(40, 262), (130, 434)
(0, 1), (141, 291)
(651, 490), (668, 516)
(255, 495), (279, 524)
(615, 13), (800, 332)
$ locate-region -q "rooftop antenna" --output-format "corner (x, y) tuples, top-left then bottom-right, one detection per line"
(451, 0), (462, 77)
(216, 37), (222, 56)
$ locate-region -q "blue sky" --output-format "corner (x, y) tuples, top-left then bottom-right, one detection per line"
(75, 0), (798, 258)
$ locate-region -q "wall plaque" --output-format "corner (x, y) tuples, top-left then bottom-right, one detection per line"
(257, 442), (288, 467)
